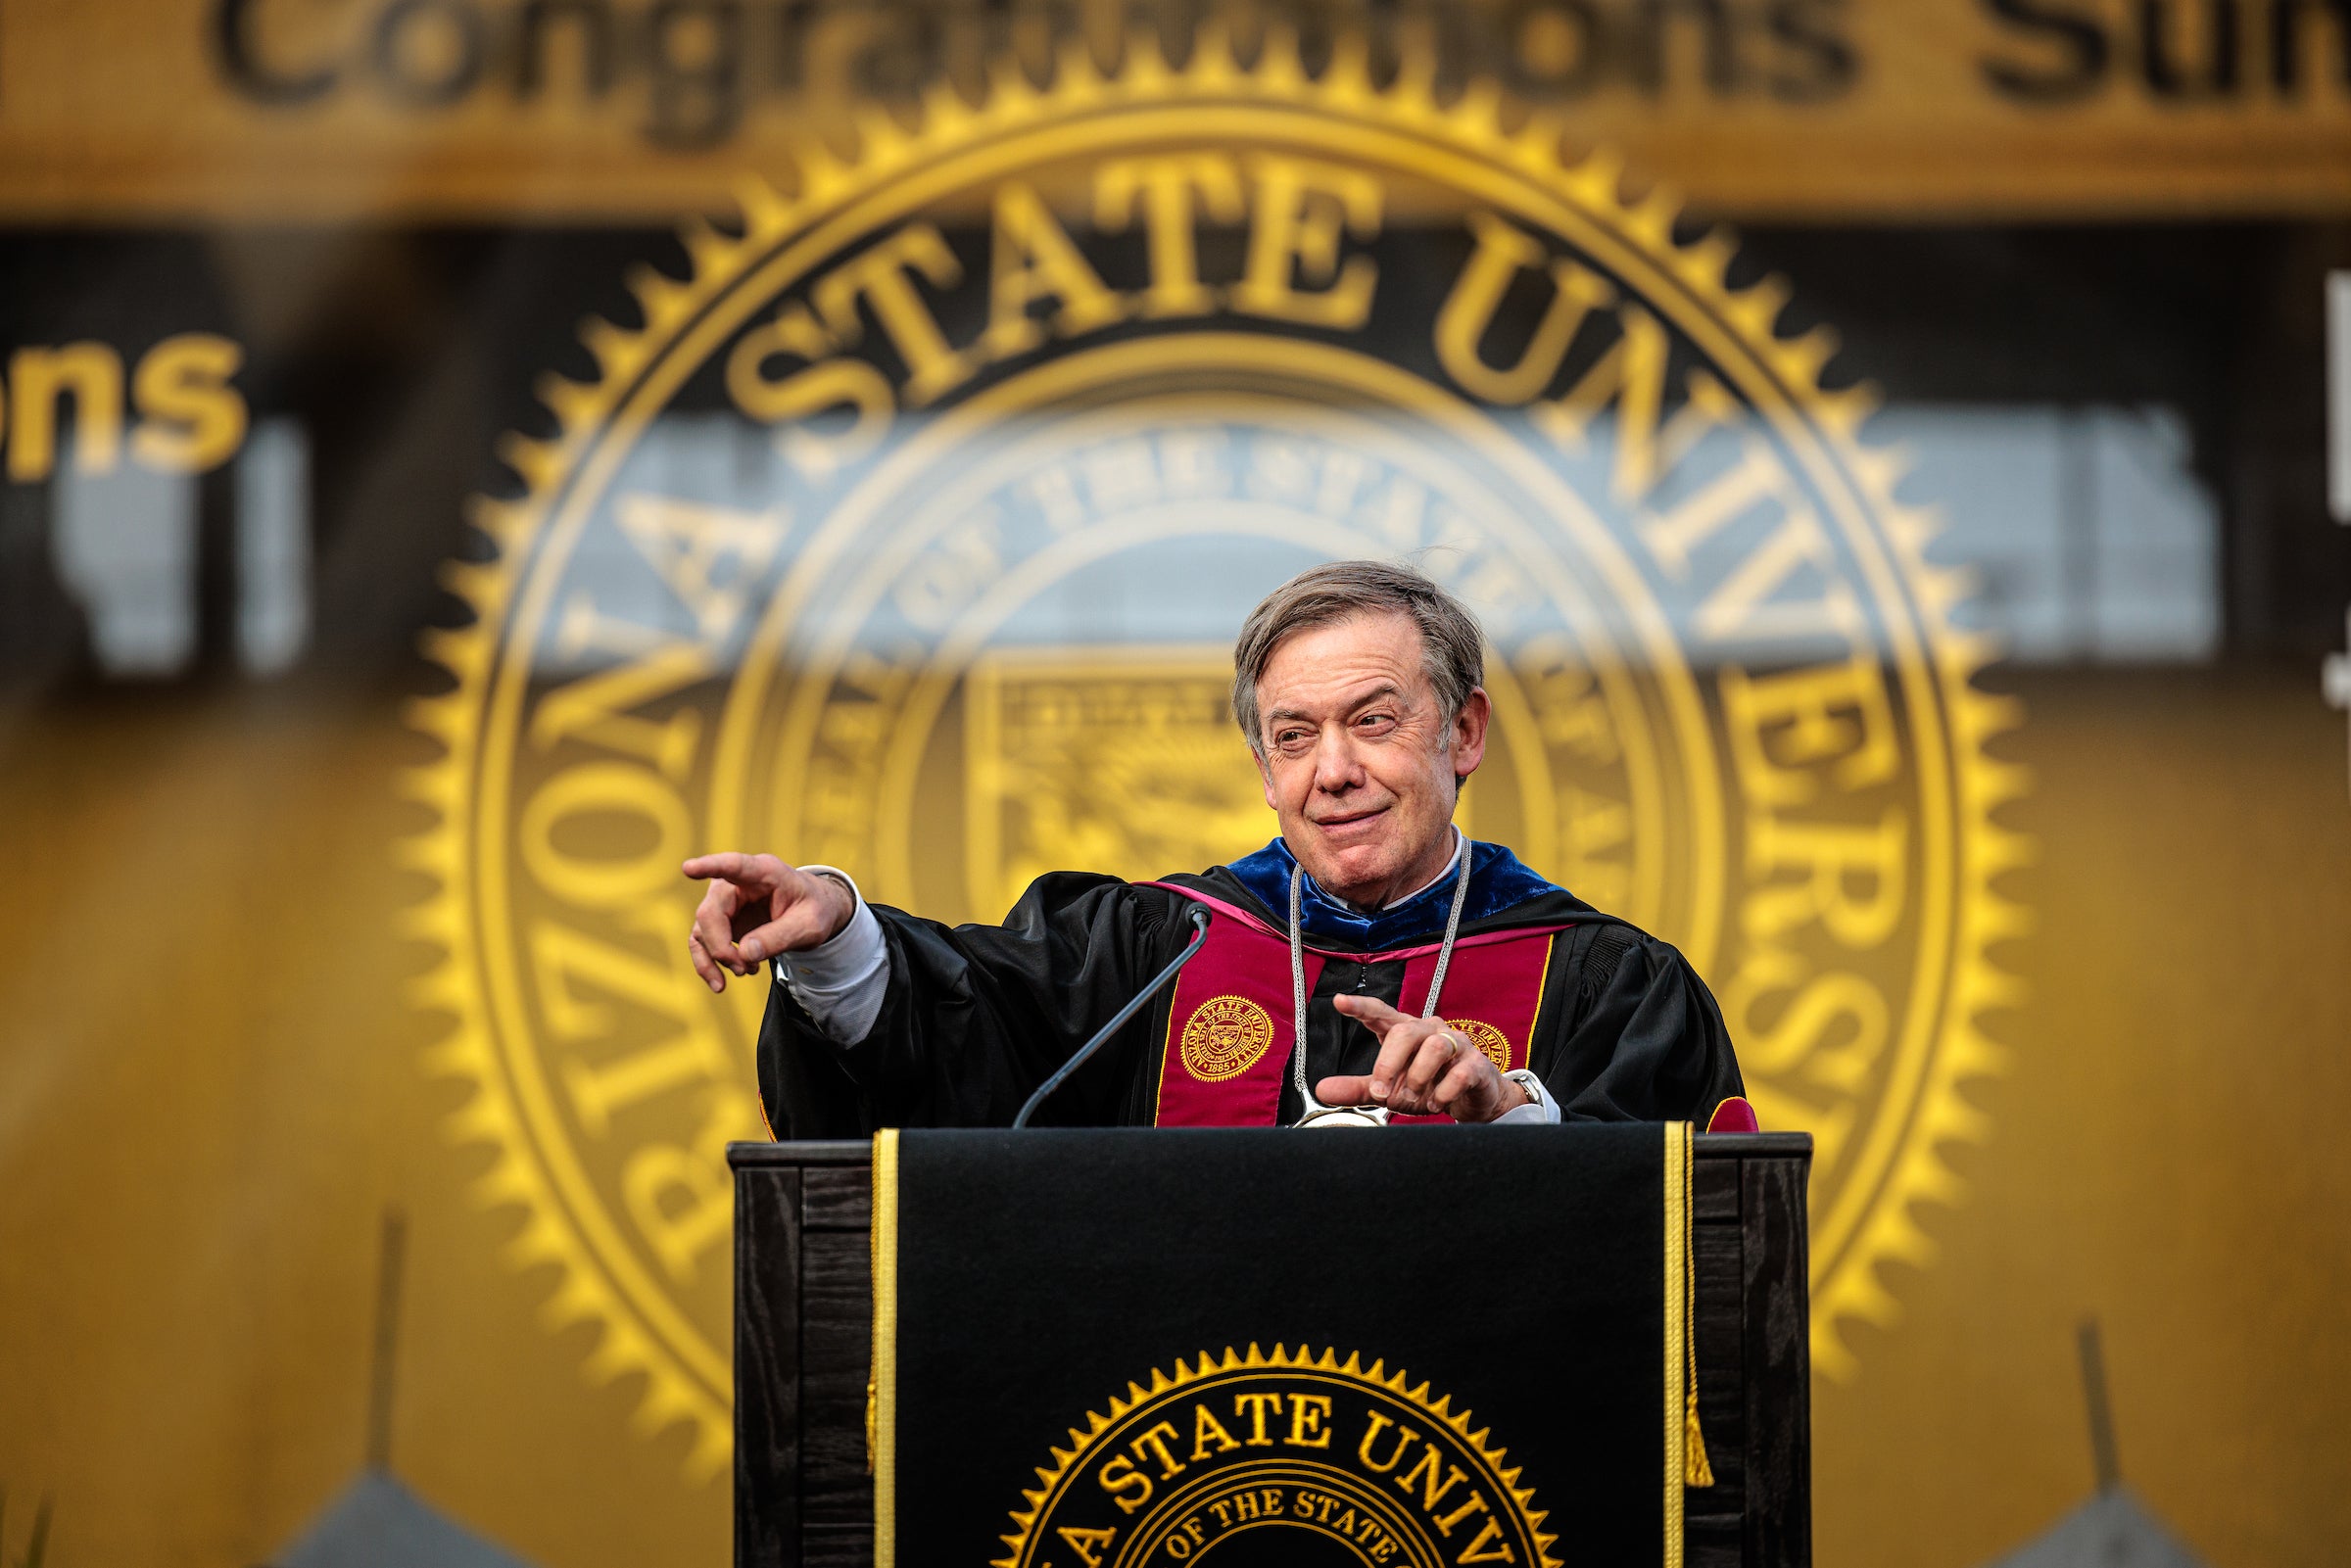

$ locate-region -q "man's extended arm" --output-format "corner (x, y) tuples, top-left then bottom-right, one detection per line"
(751, 867), (1180, 1130)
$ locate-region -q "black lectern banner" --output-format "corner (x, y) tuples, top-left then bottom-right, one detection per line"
(871, 1124), (1698, 1568)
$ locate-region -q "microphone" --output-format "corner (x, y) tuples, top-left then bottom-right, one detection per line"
(1012, 903), (1213, 1129)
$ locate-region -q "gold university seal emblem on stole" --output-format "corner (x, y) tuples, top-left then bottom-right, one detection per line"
(1181, 995), (1278, 1083)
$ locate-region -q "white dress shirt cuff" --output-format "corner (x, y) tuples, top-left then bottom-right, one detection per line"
(772, 866), (888, 1046)
(1492, 1068), (1561, 1125)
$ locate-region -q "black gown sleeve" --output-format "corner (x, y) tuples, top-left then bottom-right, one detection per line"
(1533, 927), (1746, 1124)
(754, 872), (1188, 1135)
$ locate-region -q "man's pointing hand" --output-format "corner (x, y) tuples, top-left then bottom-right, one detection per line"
(683, 853), (857, 994)
(1317, 993), (1529, 1122)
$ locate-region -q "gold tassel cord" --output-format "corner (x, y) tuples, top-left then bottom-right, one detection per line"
(1684, 1388), (1715, 1489)
(1683, 1125), (1715, 1490)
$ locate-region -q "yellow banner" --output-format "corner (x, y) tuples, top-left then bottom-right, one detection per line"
(0, 0), (2347, 221)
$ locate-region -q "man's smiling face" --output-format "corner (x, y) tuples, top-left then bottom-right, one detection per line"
(1252, 610), (1490, 910)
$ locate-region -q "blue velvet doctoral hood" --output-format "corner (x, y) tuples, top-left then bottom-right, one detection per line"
(1223, 835), (1569, 950)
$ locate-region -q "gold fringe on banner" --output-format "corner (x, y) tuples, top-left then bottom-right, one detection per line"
(870, 1129), (900, 1567)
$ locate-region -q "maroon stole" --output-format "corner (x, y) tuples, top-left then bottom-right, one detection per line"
(1143, 883), (1566, 1127)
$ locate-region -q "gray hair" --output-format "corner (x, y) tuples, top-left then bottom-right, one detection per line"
(1231, 560), (1485, 754)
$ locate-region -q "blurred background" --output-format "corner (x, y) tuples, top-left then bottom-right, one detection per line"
(2, 3), (2348, 1566)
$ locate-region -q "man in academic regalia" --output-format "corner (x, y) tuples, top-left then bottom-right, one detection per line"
(686, 561), (1747, 1134)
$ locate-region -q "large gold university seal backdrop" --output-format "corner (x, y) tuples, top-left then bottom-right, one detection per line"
(406, 30), (2027, 1474)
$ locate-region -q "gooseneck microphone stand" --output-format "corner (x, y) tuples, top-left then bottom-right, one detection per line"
(1012, 904), (1214, 1128)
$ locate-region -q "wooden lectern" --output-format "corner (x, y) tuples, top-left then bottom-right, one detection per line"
(729, 1133), (1812, 1568)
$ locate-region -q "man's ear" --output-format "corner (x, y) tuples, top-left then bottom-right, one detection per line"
(1256, 748), (1278, 812)
(1452, 688), (1492, 780)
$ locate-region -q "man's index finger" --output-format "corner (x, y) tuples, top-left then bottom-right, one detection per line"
(1333, 992), (1406, 1029)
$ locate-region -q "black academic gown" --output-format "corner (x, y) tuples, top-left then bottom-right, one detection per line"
(755, 837), (1744, 1136)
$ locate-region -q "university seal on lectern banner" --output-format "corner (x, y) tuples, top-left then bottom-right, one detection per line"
(406, 25), (2026, 1474)
(995, 1347), (1554, 1568)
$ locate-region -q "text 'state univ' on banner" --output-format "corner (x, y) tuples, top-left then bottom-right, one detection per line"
(403, 30), (2027, 1470)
